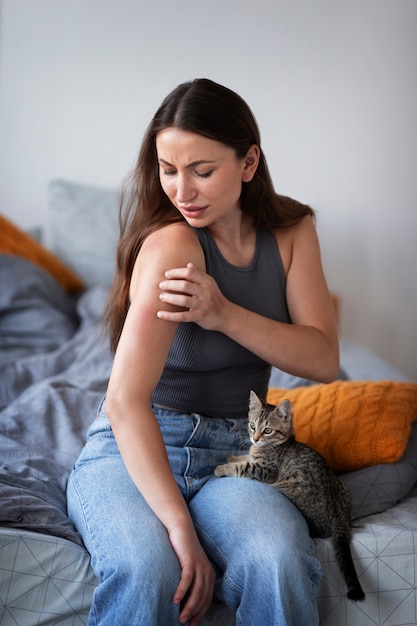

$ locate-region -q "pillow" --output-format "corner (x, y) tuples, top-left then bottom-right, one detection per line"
(48, 179), (120, 288)
(266, 380), (417, 471)
(340, 421), (417, 520)
(0, 214), (84, 292)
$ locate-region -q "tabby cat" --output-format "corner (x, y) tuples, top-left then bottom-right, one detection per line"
(214, 390), (365, 601)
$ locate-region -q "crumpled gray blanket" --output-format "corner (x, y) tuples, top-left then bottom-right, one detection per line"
(0, 255), (113, 544)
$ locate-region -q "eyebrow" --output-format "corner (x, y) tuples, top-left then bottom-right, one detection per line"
(158, 158), (216, 168)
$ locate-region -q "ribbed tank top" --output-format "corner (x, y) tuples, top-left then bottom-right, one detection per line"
(152, 227), (290, 418)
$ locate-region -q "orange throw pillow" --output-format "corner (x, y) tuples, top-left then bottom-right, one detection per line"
(267, 380), (417, 471)
(0, 215), (84, 292)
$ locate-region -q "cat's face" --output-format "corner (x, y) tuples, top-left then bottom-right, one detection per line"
(248, 391), (293, 446)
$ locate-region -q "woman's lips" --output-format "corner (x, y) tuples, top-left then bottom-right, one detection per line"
(180, 206), (208, 219)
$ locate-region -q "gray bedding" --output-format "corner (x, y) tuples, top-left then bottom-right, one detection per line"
(0, 255), (112, 544)
(1, 253), (417, 551)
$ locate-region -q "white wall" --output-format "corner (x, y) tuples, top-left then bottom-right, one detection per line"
(1, 0), (416, 380)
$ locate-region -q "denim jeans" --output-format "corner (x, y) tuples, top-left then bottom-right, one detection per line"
(67, 400), (321, 626)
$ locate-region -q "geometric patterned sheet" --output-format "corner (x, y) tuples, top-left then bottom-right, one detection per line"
(0, 526), (236, 626)
(2, 487), (417, 626)
(0, 527), (96, 625)
(317, 484), (417, 626)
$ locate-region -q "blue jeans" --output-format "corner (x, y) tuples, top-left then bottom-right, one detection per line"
(67, 400), (321, 626)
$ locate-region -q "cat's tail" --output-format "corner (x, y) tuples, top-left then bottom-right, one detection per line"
(332, 535), (365, 601)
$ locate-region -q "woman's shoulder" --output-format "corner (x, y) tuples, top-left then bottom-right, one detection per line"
(139, 221), (205, 267)
(129, 222), (205, 301)
(272, 215), (317, 275)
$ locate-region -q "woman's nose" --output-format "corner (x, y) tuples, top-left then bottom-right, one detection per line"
(177, 174), (197, 203)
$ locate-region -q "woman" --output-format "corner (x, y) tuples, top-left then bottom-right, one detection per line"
(67, 78), (339, 626)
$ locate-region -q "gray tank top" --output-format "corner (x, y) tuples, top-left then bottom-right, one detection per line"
(152, 227), (290, 418)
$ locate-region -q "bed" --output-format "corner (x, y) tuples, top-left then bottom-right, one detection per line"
(1, 179), (416, 626)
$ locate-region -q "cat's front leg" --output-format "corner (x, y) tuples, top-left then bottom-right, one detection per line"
(214, 459), (256, 479)
(214, 453), (251, 476)
(214, 462), (237, 477)
(227, 453), (251, 463)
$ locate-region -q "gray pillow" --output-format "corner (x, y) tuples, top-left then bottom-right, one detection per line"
(48, 179), (121, 288)
(341, 421), (417, 520)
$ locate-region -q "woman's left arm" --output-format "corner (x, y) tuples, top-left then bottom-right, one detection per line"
(157, 216), (339, 383)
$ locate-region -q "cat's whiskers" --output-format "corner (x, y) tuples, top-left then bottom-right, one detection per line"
(234, 435), (251, 451)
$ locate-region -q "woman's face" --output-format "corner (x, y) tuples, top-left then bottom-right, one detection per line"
(156, 128), (256, 228)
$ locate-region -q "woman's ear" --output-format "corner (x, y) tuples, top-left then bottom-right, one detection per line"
(242, 145), (260, 182)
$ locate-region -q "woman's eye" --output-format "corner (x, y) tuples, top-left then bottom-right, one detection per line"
(195, 170), (213, 179)
(162, 169), (177, 177)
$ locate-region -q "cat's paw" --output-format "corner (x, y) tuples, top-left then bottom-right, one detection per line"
(214, 464), (229, 477)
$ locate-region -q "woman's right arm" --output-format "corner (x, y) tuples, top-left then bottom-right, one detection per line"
(104, 223), (213, 625)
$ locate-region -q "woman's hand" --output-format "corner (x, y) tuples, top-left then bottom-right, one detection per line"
(158, 262), (231, 331)
(169, 523), (216, 625)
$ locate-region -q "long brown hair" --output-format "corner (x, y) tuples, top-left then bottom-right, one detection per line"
(103, 78), (314, 351)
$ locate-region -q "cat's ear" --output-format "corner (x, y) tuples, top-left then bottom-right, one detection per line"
(249, 390), (262, 413)
(278, 399), (293, 420)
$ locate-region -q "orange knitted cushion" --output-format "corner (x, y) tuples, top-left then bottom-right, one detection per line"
(267, 380), (417, 471)
(0, 215), (84, 292)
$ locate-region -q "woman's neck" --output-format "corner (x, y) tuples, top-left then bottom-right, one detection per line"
(207, 213), (256, 267)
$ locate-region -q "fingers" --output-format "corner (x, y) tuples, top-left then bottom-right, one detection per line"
(159, 280), (199, 300)
(168, 521), (215, 625)
(158, 264), (204, 318)
(172, 560), (194, 606)
(157, 262), (226, 330)
(175, 564), (215, 625)
(157, 290), (197, 320)
(163, 262), (200, 281)
(159, 268), (202, 298)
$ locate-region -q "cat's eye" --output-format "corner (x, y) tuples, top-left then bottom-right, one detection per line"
(249, 422), (255, 431)
(263, 428), (273, 435)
